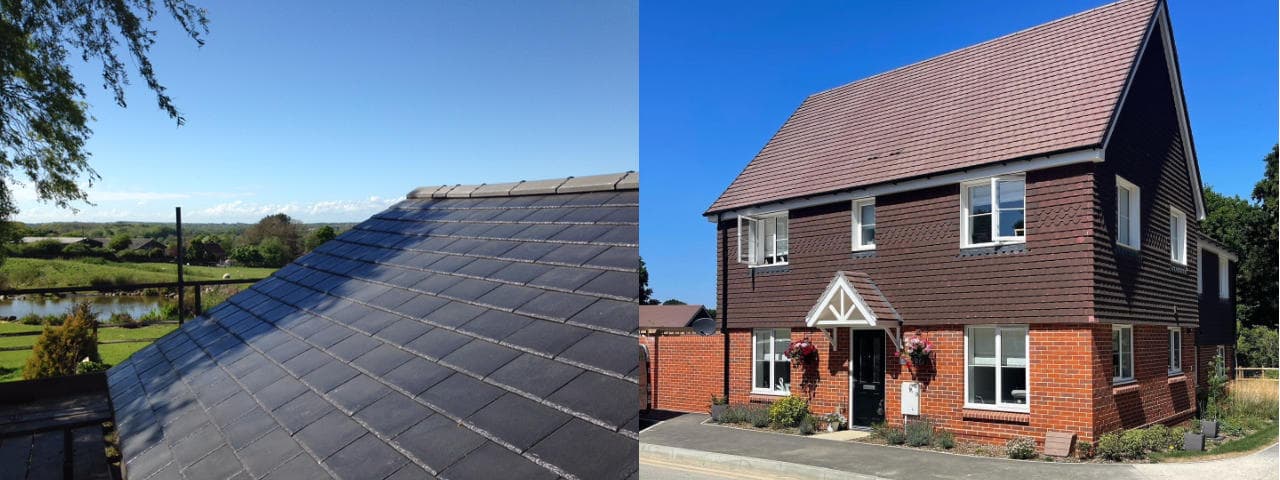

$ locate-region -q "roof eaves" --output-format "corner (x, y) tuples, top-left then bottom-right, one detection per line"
(407, 171), (638, 199)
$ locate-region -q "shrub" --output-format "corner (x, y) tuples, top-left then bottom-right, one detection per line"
(1076, 440), (1095, 460)
(22, 302), (101, 380)
(1097, 431), (1143, 460)
(1138, 424), (1182, 452)
(1005, 437), (1037, 459)
(718, 405), (747, 424)
(711, 394), (728, 405)
(798, 415), (816, 435)
(904, 418), (934, 447)
(768, 395), (809, 428)
(883, 427), (906, 445)
(109, 312), (143, 328)
(76, 359), (110, 374)
(18, 313), (44, 325)
(935, 430), (955, 449)
(748, 405), (770, 428)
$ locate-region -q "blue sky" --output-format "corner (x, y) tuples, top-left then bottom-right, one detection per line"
(15, 0), (637, 223)
(641, 0), (1278, 306)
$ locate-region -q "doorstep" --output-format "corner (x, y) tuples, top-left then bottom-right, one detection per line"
(812, 429), (872, 441)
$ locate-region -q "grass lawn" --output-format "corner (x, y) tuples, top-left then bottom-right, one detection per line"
(0, 257), (277, 289)
(0, 321), (178, 382)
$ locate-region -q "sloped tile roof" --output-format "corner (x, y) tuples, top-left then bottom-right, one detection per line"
(639, 305), (710, 329)
(707, 0), (1158, 213)
(842, 272), (901, 323)
(107, 174), (639, 480)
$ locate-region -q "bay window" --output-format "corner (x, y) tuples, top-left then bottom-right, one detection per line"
(738, 213), (789, 266)
(1113, 324), (1134, 382)
(752, 328), (791, 394)
(1116, 176), (1141, 249)
(852, 198), (876, 251)
(965, 325), (1029, 411)
(961, 175), (1025, 247)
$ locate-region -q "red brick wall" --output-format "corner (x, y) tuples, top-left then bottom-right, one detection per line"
(1195, 343), (1235, 387)
(640, 332), (724, 413)
(1094, 325), (1198, 434)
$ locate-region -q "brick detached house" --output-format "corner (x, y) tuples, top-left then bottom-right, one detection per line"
(703, 0), (1237, 448)
(107, 173), (639, 480)
(640, 304), (723, 413)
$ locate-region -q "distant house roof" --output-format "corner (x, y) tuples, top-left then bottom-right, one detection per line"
(93, 238), (164, 251)
(107, 172), (639, 479)
(21, 237), (94, 245)
(707, 0), (1164, 214)
(639, 305), (710, 330)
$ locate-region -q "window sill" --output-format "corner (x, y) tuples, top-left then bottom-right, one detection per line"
(962, 408), (1030, 424)
(1112, 381), (1139, 395)
(1116, 242), (1141, 252)
(961, 239), (1025, 249)
(959, 242), (1027, 257)
(749, 391), (789, 402)
(1168, 373), (1186, 384)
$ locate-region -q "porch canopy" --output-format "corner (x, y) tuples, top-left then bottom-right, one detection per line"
(804, 271), (903, 349)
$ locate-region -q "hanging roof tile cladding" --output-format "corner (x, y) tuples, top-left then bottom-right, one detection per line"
(706, 0), (1158, 214)
(106, 176), (639, 480)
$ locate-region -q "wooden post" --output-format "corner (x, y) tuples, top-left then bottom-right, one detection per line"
(194, 287), (202, 316)
(176, 207), (185, 325)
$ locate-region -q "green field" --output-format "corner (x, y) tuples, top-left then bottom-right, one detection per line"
(0, 258), (277, 289)
(0, 321), (179, 382)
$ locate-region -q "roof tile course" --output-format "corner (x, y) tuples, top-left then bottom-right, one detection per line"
(706, 0), (1157, 213)
(108, 178), (638, 479)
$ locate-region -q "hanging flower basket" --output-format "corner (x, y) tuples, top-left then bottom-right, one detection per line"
(785, 338), (818, 364)
(900, 332), (933, 366)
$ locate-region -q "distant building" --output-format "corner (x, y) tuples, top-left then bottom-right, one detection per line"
(639, 304), (722, 413)
(93, 237), (165, 252)
(20, 237), (102, 248)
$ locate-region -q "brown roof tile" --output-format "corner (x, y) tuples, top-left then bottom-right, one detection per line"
(707, 0), (1158, 213)
(639, 305), (710, 329)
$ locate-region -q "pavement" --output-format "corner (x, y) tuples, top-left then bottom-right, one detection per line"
(639, 413), (1280, 480)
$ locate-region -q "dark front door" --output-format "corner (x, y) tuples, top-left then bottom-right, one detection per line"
(851, 330), (885, 426)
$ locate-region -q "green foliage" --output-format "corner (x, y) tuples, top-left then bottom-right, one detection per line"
(1005, 436), (1038, 459)
(798, 415), (816, 435)
(76, 360), (110, 374)
(1138, 424), (1183, 452)
(935, 430), (955, 449)
(258, 237), (289, 268)
(1238, 325), (1279, 368)
(904, 418), (935, 447)
(22, 302), (100, 379)
(0, 1), (208, 220)
(1204, 353), (1230, 419)
(661, 299), (687, 305)
(767, 396), (810, 428)
(884, 427), (906, 445)
(748, 405), (770, 428)
(108, 234), (132, 252)
(229, 245), (264, 266)
(639, 258), (656, 305)
(305, 225), (337, 252)
(1097, 431), (1144, 460)
(1076, 440), (1095, 460)
(711, 394), (728, 405)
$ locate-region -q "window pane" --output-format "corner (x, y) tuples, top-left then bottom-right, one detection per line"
(860, 204), (875, 225)
(861, 226), (875, 246)
(999, 209), (1025, 237)
(1121, 329), (1133, 378)
(754, 330), (769, 389)
(1117, 215), (1130, 245)
(1002, 367), (1027, 405)
(970, 366), (996, 405)
(775, 217), (789, 259)
(1000, 328), (1026, 367)
(1118, 187), (1130, 211)
(763, 219), (776, 259)
(997, 179), (1024, 210)
(970, 214), (992, 244)
(969, 327), (996, 365)
(755, 331), (769, 361)
(773, 329), (790, 359)
(969, 185), (992, 215)
(1113, 329), (1121, 378)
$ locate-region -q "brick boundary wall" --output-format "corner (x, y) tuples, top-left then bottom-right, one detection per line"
(640, 332), (724, 414)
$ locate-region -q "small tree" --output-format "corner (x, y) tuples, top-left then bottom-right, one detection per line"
(258, 237), (288, 267)
(305, 225), (337, 251)
(1202, 352), (1229, 420)
(108, 234), (132, 252)
(23, 302), (101, 380)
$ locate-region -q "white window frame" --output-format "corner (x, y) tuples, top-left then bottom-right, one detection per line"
(851, 198), (876, 251)
(960, 175), (1026, 248)
(1116, 176), (1141, 250)
(1218, 258), (1230, 300)
(1196, 249), (1203, 293)
(1168, 327), (1182, 375)
(1113, 324), (1134, 383)
(963, 325), (1030, 413)
(751, 328), (791, 395)
(1169, 207), (1187, 265)
(737, 212), (789, 267)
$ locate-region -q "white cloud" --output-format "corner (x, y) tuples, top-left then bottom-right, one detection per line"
(193, 196), (399, 222)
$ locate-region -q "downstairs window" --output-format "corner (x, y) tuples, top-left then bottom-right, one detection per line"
(965, 325), (1029, 411)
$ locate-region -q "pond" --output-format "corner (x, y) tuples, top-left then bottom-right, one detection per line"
(0, 295), (165, 319)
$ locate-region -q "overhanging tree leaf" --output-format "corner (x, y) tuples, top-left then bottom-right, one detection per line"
(0, 0), (208, 218)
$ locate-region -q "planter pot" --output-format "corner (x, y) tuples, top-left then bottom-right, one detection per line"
(1202, 420), (1219, 438)
(826, 423), (837, 433)
(710, 404), (728, 422)
(1183, 432), (1204, 451)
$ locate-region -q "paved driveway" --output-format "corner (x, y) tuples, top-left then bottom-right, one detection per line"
(640, 413), (1279, 480)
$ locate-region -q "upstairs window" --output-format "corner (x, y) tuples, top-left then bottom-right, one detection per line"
(961, 175), (1025, 247)
(1169, 208), (1187, 264)
(738, 213), (789, 267)
(1113, 324), (1134, 383)
(1116, 176), (1141, 249)
(1218, 258), (1230, 299)
(852, 198), (876, 251)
